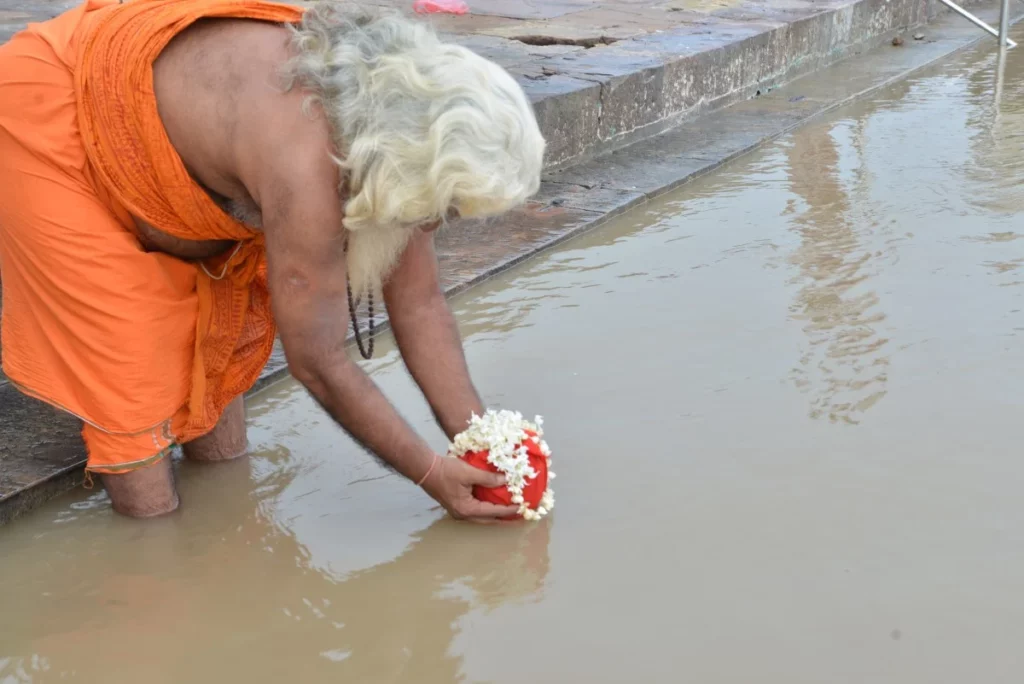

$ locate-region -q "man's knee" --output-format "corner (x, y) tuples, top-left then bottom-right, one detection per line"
(183, 396), (248, 462)
(100, 456), (179, 518)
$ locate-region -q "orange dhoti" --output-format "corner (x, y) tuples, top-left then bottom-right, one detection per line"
(0, 0), (303, 473)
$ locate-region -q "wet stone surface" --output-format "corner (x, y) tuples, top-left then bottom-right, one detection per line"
(435, 202), (603, 294)
(0, 385), (84, 526)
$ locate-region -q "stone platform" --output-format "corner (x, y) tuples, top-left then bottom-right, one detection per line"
(1, 0), (1019, 523)
(0, 0), (970, 167)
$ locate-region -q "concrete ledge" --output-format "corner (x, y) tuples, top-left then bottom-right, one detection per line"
(0, 385), (84, 524)
(1, 0), (1020, 523)
(519, 0), (937, 167)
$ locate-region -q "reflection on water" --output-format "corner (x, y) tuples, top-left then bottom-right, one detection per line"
(965, 40), (1024, 216)
(3, 26), (1024, 684)
(783, 117), (891, 424)
(0, 451), (550, 682)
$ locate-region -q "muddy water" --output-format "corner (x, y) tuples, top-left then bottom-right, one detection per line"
(3, 36), (1024, 684)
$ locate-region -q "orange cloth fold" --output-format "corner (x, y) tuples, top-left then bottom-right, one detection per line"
(0, 0), (303, 473)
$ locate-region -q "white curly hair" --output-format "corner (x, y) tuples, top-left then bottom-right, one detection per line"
(281, 2), (546, 296)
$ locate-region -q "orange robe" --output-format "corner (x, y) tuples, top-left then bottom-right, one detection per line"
(0, 0), (303, 473)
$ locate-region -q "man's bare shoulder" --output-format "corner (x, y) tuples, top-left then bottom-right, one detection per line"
(234, 47), (340, 224)
(154, 19), (338, 217)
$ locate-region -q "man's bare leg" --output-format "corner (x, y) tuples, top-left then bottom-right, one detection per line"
(100, 397), (245, 517)
(101, 457), (179, 518)
(183, 396), (248, 462)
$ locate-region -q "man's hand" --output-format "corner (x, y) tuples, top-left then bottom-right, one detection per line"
(420, 457), (520, 522)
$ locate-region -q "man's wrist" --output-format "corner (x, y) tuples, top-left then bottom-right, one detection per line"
(402, 446), (440, 485)
(441, 400), (484, 441)
(415, 453), (441, 487)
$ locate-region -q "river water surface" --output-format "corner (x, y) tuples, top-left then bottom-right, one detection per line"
(2, 32), (1023, 684)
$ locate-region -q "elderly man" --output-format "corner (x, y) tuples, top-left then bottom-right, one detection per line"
(0, 0), (546, 518)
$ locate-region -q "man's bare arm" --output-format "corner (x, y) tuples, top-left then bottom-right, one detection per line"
(384, 228), (484, 440)
(259, 156), (436, 482)
(238, 91), (516, 520)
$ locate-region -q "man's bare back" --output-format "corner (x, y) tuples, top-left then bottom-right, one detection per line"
(144, 18), (322, 260)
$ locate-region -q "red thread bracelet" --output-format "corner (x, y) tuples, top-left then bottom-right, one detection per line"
(416, 454), (440, 486)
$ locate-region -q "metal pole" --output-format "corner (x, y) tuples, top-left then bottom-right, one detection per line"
(994, 0), (1011, 104)
(994, 39), (1007, 103)
(937, 0), (1018, 48)
(997, 0), (1011, 48)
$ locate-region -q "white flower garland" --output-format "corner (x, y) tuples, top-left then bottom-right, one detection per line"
(448, 409), (555, 521)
